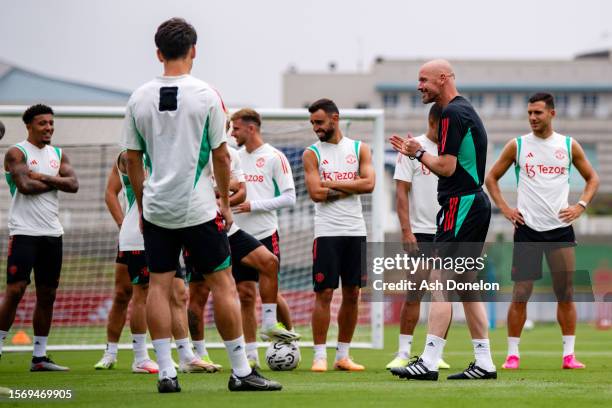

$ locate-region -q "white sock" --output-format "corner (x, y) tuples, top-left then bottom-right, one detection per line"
(32, 336), (48, 358)
(246, 342), (259, 361)
(193, 340), (208, 357)
(175, 338), (196, 363)
(262, 303), (277, 327)
(152, 338), (177, 379)
(420, 334), (446, 371)
(0, 330), (8, 354)
(473, 339), (496, 372)
(313, 344), (327, 361)
(335, 342), (350, 361)
(132, 333), (148, 362)
(106, 342), (118, 356)
(562, 335), (575, 357)
(224, 336), (251, 377)
(507, 337), (520, 357)
(398, 334), (413, 359)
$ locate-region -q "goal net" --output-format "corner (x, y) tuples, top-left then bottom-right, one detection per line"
(0, 106), (384, 351)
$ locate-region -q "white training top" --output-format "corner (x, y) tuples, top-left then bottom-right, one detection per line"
(515, 132), (572, 232)
(213, 147), (245, 237)
(6, 141), (63, 237)
(306, 135), (367, 238)
(234, 143), (294, 240)
(117, 152), (146, 251)
(393, 134), (439, 234)
(122, 74), (227, 229)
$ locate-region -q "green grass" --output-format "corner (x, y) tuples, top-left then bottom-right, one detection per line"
(0, 323), (610, 407)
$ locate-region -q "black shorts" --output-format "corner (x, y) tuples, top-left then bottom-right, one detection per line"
(435, 190), (491, 260)
(511, 223), (577, 282)
(116, 249), (149, 285)
(312, 236), (366, 292)
(187, 229), (263, 283)
(230, 230), (279, 283)
(6, 235), (62, 288)
(413, 233), (436, 258)
(142, 215), (231, 275)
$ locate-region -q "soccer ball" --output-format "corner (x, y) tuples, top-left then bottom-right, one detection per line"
(265, 341), (300, 371)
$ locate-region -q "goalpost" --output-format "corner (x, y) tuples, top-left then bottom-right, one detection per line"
(0, 106), (385, 351)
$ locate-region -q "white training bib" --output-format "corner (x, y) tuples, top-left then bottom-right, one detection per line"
(117, 152), (145, 251)
(6, 141), (63, 237)
(307, 136), (367, 238)
(515, 132), (572, 232)
(393, 135), (439, 234)
(211, 146), (244, 237)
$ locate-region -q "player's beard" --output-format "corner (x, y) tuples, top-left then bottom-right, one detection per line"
(317, 126), (335, 142)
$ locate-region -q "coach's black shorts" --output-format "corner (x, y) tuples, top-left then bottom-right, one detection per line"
(511, 223), (576, 282)
(230, 231), (280, 283)
(312, 236), (366, 292)
(142, 214), (231, 275)
(7, 235), (62, 288)
(187, 229), (263, 283)
(435, 190), (491, 259)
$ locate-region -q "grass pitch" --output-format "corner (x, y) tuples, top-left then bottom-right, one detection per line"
(0, 323), (610, 407)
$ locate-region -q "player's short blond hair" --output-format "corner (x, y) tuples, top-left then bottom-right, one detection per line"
(230, 108), (261, 128)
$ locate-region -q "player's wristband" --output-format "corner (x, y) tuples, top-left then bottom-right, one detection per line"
(577, 200), (587, 209)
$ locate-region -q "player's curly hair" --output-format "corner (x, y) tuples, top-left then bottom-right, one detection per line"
(155, 18), (197, 60)
(22, 104), (54, 124)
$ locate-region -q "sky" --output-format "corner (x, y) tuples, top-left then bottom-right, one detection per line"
(1, 0), (611, 107)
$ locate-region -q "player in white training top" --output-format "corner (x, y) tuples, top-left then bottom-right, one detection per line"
(230, 109), (300, 362)
(187, 144), (299, 369)
(486, 92), (599, 370)
(386, 104), (451, 371)
(122, 18), (280, 393)
(303, 98), (375, 372)
(96, 151), (213, 374)
(94, 151), (158, 374)
(0, 104), (78, 371)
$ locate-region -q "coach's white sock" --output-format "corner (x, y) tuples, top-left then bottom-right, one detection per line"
(192, 340), (208, 357)
(420, 334), (445, 371)
(473, 339), (496, 372)
(562, 335), (575, 357)
(0, 330), (8, 355)
(152, 338), (177, 379)
(132, 333), (148, 362)
(246, 342), (259, 362)
(507, 336), (520, 357)
(335, 342), (350, 361)
(313, 344), (327, 361)
(398, 334), (413, 359)
(32, 336), (48, 358)
(105, 342), (118, 357)
(224, 336), (251, 377)
(175, 338), (196, 363)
